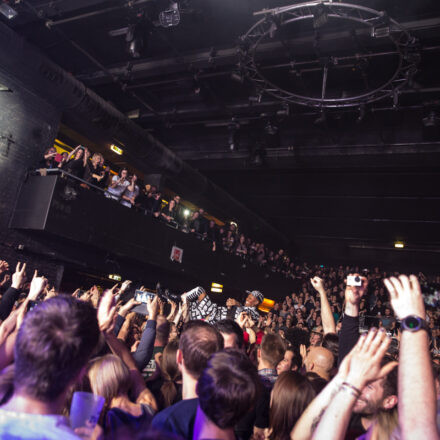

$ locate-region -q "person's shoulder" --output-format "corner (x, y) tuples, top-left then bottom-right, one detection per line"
(153, 398), (198, 421)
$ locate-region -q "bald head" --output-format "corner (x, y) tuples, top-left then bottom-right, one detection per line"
(304, 346), (334, 380)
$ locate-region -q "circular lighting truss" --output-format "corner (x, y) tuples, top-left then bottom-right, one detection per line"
(238, 1), (419, 108)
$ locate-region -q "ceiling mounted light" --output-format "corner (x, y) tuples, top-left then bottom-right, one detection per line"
(0, 83), (12, 92)
(228, 118), (240, 151)
(394, 241), (405, 249)
(159, 1), (180, 28)
(0, 3), (18, 20)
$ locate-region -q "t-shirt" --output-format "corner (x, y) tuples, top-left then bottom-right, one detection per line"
(120, 184), (139, 208)
(106, 175), (129, 199)
(0, 408), (80, 439)
(105, 405), (154, 440)
(151, 397), (198, 440)
(63, 158), (84, 179)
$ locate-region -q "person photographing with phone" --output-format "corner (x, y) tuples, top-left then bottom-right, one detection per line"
(105, 167), (130, 201)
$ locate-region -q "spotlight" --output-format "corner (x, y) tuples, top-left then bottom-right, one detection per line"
(264, 120), (278, 136)
(314, 111), (327, 126)
(126, 24), (144, 58)
(394, 241), (405, 249)
(184, 209), (190, 218)
(228, 118), (240, 151)
(313, 4), (328, 29)
(423, 111), (439, 128)
(159, 1), (180, 28)
(230, 71), (245, 84)
(0, 3), (18, 20)
(249, 94), (262, 104)
(357, 105), (366, 123)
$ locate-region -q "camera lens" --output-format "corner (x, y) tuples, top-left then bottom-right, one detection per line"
(354, 276), (360, 283)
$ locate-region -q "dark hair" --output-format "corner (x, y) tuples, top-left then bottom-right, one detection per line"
(197, 349), (260, 429)
(15, 295), (100, 401)
(269, 371), (316, 440)
(260, 333), (285, 368)
(159, 339), (181, 409)
(179, 321), (224, 379)
(321, 332), (339, 367)
(285, 328), (310, 350)
(215, 319), (244, 349)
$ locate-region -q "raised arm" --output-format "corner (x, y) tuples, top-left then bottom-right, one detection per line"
(311, 277), (336, 334)
(311, 328), (395, 440)
(384, 275), (439, 440)
(338, 273), (368, 365)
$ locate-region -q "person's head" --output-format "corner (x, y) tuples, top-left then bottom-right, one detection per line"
(192, 211), (199, 219)
(74, 147), (84, 160)
(215, 320), (244, 350)
(174, 195), (180, 204)
(91, 153), (102, 165)
(258, 333), (285, 369)
(353, 357), (398, 415)
(276, 348), (301, 375)
(119, 168), (128, 179)
(88, 354), (131, 402)
(310, 331), (323, 347)
(197, 349), (260, 430)
(245, 290), (264, 307)
(303, 346), (334, 380)
(178, 321), (224, 380)
(15, 296), (100, 402)
(209, 220), (215, 228)
(45, 146), (56, 156)
(384, 307), (391, 317)
(160, 339), (181, 408)
(269, 371), (316, 440)
(169, 199), (176, 210)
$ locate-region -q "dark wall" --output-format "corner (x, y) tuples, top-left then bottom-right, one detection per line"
(0, 73), (64, 286)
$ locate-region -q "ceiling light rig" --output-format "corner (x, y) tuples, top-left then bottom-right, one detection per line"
(238, 2), (419, 109)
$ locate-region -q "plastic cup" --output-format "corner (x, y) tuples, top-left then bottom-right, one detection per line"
(70, 391), (105, 430)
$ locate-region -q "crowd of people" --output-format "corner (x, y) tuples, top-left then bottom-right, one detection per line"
(39, 146), (316, 277)
(0, 254), (438, 440)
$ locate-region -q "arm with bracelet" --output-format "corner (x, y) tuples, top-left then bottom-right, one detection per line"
(312, 328), (397, 440)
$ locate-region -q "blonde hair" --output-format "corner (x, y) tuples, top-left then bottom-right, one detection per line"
(88, 354), (131, 402)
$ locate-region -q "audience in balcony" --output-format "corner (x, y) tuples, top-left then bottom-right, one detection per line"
(121, 174), (140, 209)
(105, 167), (129, 201)
(62, 145), (88, 178)
(160, 199), (178, 224)
(83, 152), (105, 187)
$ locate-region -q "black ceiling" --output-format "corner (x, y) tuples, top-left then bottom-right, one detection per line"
(3, 0), (440, 266)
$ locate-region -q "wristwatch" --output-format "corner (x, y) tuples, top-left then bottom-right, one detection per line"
(401, 315), (429, 333)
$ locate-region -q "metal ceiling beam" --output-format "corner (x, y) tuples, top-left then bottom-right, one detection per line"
(76, 17), (440, 85)
(176, 142), (440, 162)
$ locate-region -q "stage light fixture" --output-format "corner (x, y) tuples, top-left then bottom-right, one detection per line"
(313, 4), (328, 29)
(211, 282), (223, 293)
(183, 209), (190, 217)
(126, 24), (144, 59)
(159, 1), (180, 28)
(394, 241), (404, 249)
(0, 3), (17, 19)
(423, 111), (439, 128)
(228, 118), (240, 151)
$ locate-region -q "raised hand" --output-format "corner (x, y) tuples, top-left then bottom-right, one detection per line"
(146, 295), (159, 321)
(97, 289), (117, 333)
(120, 280), (132, 293)
(11, 262), (27, 290)
(344, 328), (397, 390)
(28, 270), (48, 301)
(384, 275), (425, 320)
(311, 276), (325, 292)
(118, 298), (141, 318)
(0, 260), (9, 274)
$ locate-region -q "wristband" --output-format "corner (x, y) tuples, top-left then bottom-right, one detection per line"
(341, 382), (361, 398)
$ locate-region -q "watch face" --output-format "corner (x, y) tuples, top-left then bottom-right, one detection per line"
(404, 316), (421, 330)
